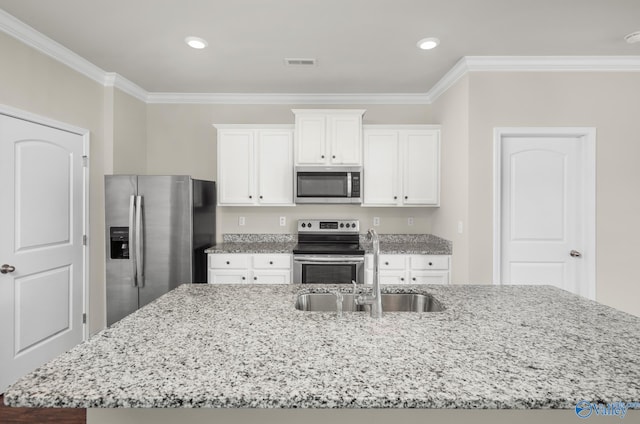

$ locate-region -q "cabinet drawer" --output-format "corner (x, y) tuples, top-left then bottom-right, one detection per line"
(252, 254), (291, 269)
(410, 255), (449, 270)
(379, 255), (406, 270)
(209, 254), (250, 269)
(409, 270), (449, 284)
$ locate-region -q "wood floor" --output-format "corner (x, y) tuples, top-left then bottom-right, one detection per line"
(0, 394), (86, 424)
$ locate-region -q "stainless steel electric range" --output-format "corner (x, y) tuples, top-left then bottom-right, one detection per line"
(292, 219), (365, 284)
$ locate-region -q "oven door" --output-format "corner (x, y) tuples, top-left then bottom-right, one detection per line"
(293, 255), (364, 284)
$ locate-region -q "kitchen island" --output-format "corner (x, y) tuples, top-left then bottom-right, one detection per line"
(4, 284), (640, 423)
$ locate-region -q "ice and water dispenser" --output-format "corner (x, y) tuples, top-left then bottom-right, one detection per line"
(110, 227), (129, 259)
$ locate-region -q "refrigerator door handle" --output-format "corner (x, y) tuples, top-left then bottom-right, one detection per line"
(135, 195), (145, 287)
(128, 195), (137, 287)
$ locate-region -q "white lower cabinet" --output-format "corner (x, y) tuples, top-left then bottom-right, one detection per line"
(208, 253), (291, 284)
(365, 254), (450, 284)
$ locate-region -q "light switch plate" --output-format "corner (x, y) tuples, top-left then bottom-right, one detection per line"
(373, 217), (380, 226)
(408, 217), (414, 226)
(239, 216), (246, 226)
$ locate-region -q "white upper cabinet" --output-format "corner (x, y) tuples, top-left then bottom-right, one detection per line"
(216, 125), (294, 206)
(293, 109), (365, 166)
(363, 125), (440, 207)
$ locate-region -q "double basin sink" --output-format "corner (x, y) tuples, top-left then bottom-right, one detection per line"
(295, 292), (444, 313)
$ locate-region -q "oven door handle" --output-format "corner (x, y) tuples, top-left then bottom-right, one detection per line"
(294, 256), (365, 264)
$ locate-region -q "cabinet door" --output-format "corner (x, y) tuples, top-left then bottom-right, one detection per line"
(363, 130), (400, 205)
(257, 130), (294, 205)
(217, 131), (255, 205)
(328, 114), (362, 165)
(208, 269), (249, 284)
(379, 270), (408, 284)
(251, 270), (291, 284)
(409, 270), (449, 284)
(295, 114), (326, 165)
(402, 131), (440, 206)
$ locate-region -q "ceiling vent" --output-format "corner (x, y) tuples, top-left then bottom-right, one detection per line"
(285, 58), (317, 66)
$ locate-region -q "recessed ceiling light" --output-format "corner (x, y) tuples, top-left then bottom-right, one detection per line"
(624, 31), (640, 44)
(185, 36), (208, 49)
(416, 37), (440, 50)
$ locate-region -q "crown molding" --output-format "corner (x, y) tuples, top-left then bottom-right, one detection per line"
(2, 9), (640, 106)
(146, 92), (430, 105)
(0, 8), (106, 86)
(103, 73), (148, 102)
(463, 55), (640, 72)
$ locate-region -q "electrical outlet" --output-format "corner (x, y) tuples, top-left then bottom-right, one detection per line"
(279, 216), (286, 226)
(408, 217), (414, 226)
(373, 217), (380, 227)
(238, 216), (245, 226)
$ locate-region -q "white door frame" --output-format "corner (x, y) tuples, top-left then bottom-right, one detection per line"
(1, 104), (91, 339)
(492, 127), (596, 300)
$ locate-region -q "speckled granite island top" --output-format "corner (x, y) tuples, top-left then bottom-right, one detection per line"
(5, 284), (639, 409)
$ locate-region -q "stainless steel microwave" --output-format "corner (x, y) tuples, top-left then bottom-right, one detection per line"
(294, 166), (362, 204)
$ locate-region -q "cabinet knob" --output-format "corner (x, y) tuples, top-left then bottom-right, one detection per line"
(254, 276), (258, 280)
(428, 262), (433, 266)
(404, 196), (408, 200)
(321, 155), (325, 159)
(269, 261), (273, 265)
(332, 155), (336, 159)
(242, 276), (246, 280)
(249, 195), (253, 199)
(412, 277), (416, 281)
(259, 195), (263, 199)
(400, 278), (404, 281)
(385, 261), (389, 266)
(393, 196), (397, 200)
(226, 261), (230, 265)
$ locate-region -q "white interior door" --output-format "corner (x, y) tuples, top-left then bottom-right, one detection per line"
(494, 128), (595, 299)
(0, 114), (86, 393)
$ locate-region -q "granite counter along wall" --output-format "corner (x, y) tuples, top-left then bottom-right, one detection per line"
(207, 233), (453, 256)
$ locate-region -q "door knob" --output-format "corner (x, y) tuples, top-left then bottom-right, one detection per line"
(570, 250), (582, 258)
(1, 264), (16, 274)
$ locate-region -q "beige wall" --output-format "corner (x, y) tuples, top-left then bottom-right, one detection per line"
(430, 76), (470, 283)
(112, 89), (147, 174)
(0, 32), (107, 333)
(466, 72), (640, 316)
(146, 104), (437, 240)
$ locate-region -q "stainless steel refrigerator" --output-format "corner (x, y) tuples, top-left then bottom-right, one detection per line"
(105, 175), (215, 326)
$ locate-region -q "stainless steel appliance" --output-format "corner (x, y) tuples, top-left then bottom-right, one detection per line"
(294, 166), (362, 204)
(292, 219), (365, 284)
(105, 175), (215, 326)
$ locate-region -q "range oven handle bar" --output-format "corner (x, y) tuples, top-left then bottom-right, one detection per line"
(293, 256), (365, 264)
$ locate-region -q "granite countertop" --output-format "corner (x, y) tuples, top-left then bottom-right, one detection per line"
(205, 234), (453, 255)
(5, 284), (639, 409)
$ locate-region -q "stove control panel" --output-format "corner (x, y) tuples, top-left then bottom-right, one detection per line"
(298, 219), (360, 233)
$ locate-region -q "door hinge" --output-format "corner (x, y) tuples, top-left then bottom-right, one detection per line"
(82, 313), (87, 324)
(83, 234), (87, 245)
(82, 155), (88, 167)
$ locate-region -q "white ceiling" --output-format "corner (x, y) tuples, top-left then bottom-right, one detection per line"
(0, 0), (639, 94)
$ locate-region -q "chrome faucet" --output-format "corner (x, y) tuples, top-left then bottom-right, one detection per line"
(356, 228), (382, 318)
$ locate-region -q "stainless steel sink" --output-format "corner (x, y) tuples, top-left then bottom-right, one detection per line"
(295, 292), (444, 313)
